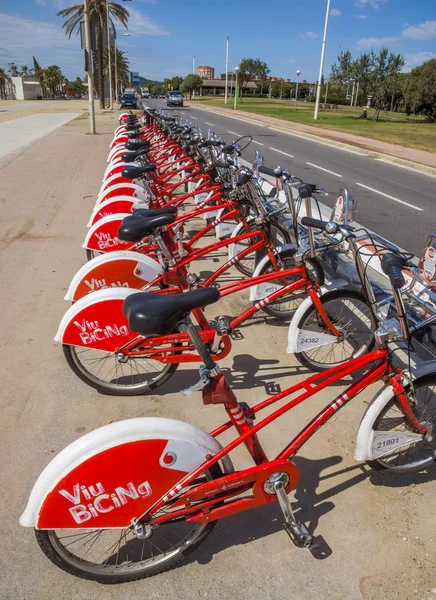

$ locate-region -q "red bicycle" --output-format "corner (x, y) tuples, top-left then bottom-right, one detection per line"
(21, 219), (436, 583)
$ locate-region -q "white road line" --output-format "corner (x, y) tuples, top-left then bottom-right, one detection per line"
(191, 116), (197, 120)
(356, 182), (423, 212)
(268, 147), (294, 158)
(205, 122), (215, 126)
(306, 162), (342, 177)
(228, 130), (240, 136)
(252, 140), (264, 146)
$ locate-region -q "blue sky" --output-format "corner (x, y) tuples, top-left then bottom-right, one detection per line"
(0, 0), (435, 81)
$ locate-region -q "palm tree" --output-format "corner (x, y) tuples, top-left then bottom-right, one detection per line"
(57, 1), (129, 108)
(0, 68), (12, 99)
(33, 56), (47, 98)
(103, 46), (129, 99)
(44, 65), (64, 97)
(8, 62), (19, 77)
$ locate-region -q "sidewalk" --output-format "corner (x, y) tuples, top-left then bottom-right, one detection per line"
(187, 102), (436, 173)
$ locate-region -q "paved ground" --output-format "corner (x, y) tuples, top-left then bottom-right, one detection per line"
(145, 99), (436, 258)
(1, 111), (436, 600)
(0, 100), (58, 114)
(0, 112), (81, 168)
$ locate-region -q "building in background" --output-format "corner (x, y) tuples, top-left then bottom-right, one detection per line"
(8, 77), (43, 100)
(196, 66), (214, 79)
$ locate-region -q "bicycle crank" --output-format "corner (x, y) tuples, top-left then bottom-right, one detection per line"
(265, 473), (313, 548)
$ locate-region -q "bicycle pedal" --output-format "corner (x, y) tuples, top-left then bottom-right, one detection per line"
(230, 329), (243, 340)
(284, 522), (313, 549)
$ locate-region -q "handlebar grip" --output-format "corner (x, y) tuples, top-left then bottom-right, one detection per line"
(380, 254), (406, 289)
(212, 161), (231, 169)
(301, 216), (330, 231)
(259, 165), (278, 177)
(222, 144), (235, 153)
(198, 140), (222, 148)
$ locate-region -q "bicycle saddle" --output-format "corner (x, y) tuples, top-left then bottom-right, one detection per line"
(122, 164), (156, 180)
(133, 206), (177, 217)
(128, 131), (141, 140)
(118, 213), (176, 242)
(125, 140), (150, 151)
(123, 288), (220, 336)
(121, 148), (149, 163)
(125, 123), (140, 131)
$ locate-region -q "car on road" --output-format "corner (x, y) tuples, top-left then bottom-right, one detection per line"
(166, 91), (183, 107)
(158, 93), (165, 99)
(120, 92), (139, 109)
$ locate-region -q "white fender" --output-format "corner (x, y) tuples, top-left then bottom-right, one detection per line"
(99, 172), (141, 195)
(249, 243), (297, 301)
(87, 196), (148, 227)
(107, 143), (127, 163)
(54, 287), (135, 343)
(103, 160), (140, 182)
(20, 417), (234, 528)
(286, 281), (346, 354)
(228, 220), (252, 261)
(355, 360), (436, 462)
(96, 183), (146, 206)
(64, 251), (162, 301)
(82, 213), (131, 252)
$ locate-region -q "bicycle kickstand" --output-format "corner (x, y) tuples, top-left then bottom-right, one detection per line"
(274, 480), (313, 548)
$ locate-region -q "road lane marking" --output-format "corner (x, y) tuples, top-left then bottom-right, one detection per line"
(205, 122), (215, 126)
(253, 140), (264, 146)
(306, 162), (342, 177)
(191, 116), (197, 119)
(268, 147), (294, 158)
(228, 130), (240, 136)
(356, 182), (423, 211)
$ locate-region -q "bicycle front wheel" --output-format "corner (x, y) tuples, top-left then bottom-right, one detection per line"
(368, 374), (436, 473)
(35, 463), (222, 583)
(294, 289), (376, 371)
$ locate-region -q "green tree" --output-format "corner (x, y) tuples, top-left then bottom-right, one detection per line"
(33, 56), (47, 98)
(238, 58), (269, 94)
(180, 74), (202, 99)
(103, 46), (129, 98)
(369, 47), (405, 121)
(170, 76), (183, 91)
(68, 76), (87, 96)
(8, 62), (19, 77)
(0, 68), (12, 99)
(44, 65), (64, 97)
(57, 0), (129, 108)
(404, 59), (436, 122)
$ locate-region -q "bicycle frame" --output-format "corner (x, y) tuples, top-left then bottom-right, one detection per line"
(143, 347), (402, 527)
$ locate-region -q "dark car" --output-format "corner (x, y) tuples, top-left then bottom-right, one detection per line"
(166, 91), (183, 107)
(120, 92), (138, 109)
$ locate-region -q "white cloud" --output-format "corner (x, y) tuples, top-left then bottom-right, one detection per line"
(404, 52), (436, 69)
(357, 36), (399, 49)
(355, 0), (387, 8)
(125, 7), (170, 36)
(36, 0), (47, 5)
(330, 8), (341, 16)
(357, 14), (368, 19)
(298, 31), (319, 40)
(402, 21), (436, 40)
(0, 12), (82, 77)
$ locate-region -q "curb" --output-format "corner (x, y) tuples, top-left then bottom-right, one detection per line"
(187, 103), (436, 180)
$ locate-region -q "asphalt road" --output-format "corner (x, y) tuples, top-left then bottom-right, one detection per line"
(144, 98), (436, 257)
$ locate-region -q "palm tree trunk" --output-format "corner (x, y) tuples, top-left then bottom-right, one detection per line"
(96, 20), (105, 108)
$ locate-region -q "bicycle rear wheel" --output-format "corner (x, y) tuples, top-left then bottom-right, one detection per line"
(294, 289), (376, 371)
(36, 464), (222, 583)
(232, 222), (290, 277)
(368, 374), (436, 473)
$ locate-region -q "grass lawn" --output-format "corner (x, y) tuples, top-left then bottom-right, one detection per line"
(190, 97), (436, 154)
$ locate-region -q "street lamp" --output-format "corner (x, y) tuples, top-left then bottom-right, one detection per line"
(224, 36), (229, 105)
(233, 66), (239, 109)
(192, 55), (196, 75)
(83, 0), (96, 133)
(105, 0), (113, 109)
(314, 0), (331, 120)
(294, 69), (301, 109)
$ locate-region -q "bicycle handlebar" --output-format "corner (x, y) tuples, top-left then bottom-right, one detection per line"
(380, 254), (407, 289)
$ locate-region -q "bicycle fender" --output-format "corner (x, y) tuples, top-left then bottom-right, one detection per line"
(55, 287), (136, 349)
(110, 134), (129, 149)
(286, 282), (346, 354)
(99, 173), (141, 195)
(83, 214), (133, 253)
(65, 251), (162, 302)
(20, 418), (233, 529)
(87, 197), (148, 227)
(96, 183), (147, 206)
(249, 243), (297, 301)
(107, 142), (128, 163)
(103, 161), (141, 183)
(354, 361), (436, 461)
(227, 221), (247, 261)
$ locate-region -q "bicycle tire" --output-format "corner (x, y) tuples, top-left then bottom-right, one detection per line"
(233, 221), (291, 278)
(367, 373), (436, 473)
(294, 289), (376, 371)
(35, 463), (222, 584)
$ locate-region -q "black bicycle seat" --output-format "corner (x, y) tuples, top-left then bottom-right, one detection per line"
(123, 288), (220, 336)
(133, 206), (177, 217)
(118, 213), (176, 242)
(125, 140), (150, 151)
(122, 164), (156, 180)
